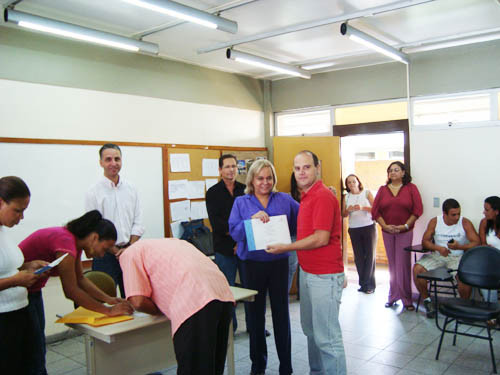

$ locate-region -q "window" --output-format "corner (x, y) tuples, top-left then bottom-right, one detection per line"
(355, 152), (375, 160)
(275, 109), (332, 136)
(388, 151), (404, 159)
(413, 93), (491, 126)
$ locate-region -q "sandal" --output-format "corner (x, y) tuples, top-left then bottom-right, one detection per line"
(365, 289), (375, 294)
(385, 302), (397, 308)
(405, 305), (415, 311)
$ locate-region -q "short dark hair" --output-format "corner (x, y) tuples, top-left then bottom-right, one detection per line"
(297, 150), (319, 167)
(0, 176), (30, 202)
(66, 210), (117, 241)
(442, 198), (460, 214)
(99, 143), (121, 159)
(219, 154), (237, 168)
(290, 172), (301, 203)
(386, 161), (412, 185)
(485, 196), (500, 235)
(344, 174), (364, 193)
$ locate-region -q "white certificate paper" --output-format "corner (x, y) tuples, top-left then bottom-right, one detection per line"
(244, 215), (291, 251)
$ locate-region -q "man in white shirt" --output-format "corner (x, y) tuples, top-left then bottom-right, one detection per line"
(413, 198), (479, 318)
(85, 143), (144, 297)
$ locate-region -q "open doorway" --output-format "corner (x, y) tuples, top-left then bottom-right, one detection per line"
(340, 133), (404, 266)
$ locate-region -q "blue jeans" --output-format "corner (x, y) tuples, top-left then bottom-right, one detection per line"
(28, 291), (48, 375)
(287, 252), (298, 293)
(300, 268), (346, 375)
(481, 289), (498, 303)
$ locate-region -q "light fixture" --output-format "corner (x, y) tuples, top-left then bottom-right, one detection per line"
(4, 9), (159, 54)
(123, 0), (237, 34)
(226, 49), (311, 79)
(301, 61), (336, 70)
(340, 22), (408, 64)
(402, 31), (500, 53)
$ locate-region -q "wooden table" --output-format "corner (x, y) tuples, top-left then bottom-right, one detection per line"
(65, 286), (257, 375)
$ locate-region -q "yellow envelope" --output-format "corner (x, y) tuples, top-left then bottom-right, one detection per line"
(56, 307), (133, 327)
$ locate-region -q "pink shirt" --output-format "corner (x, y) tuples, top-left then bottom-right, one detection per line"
(19, 227), (81, 293)
(371, 183), (423, 228)
(119, 238), (235, 336)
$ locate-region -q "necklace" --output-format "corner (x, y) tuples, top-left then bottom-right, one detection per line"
(389, 183), (402, 189)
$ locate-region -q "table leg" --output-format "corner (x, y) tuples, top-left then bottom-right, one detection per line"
(227, 320), (235, 375)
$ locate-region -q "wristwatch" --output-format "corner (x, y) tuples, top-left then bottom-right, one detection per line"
(404, 224), (409, 230)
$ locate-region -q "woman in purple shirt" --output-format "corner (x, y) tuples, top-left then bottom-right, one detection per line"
(229, 159), (299, 375)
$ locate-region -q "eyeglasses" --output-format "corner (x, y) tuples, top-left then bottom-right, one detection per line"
(388, 168), (401, 173)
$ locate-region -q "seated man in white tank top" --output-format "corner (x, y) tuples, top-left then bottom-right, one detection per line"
(413, 198), (480, 318)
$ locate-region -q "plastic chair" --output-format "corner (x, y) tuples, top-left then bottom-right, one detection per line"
(83, 270), (117, 298)
(435, 246), (500, 373)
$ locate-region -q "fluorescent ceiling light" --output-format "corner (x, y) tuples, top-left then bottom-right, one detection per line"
(123, 0), (237, 34)
(301, 62), (336, 70)
(4, 9), (159, 54)
(341, 22), (408, 64)
(226, 49), (311, 79)
(403, 32), (500, 53)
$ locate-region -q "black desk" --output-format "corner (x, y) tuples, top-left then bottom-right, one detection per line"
(404, 244), (429, 263)
(417, 266), (457, 319)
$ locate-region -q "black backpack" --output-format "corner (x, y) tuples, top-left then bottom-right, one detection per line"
(180, 219), (214, 256)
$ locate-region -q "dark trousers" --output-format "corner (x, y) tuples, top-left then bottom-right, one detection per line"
(92, 252), (125, 297)
(242, 258), (292, 375)
(173, 300), (232, 375)
(27, 292), (47, 375)
(0, 306), (35, 375)
(349, 224), (377, 291)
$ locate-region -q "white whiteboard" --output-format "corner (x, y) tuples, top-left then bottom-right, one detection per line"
(0, 142), (164, 246)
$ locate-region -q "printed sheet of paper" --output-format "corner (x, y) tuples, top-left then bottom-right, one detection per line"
(202, 158), (219, 176)
(168, 179), (188, 199)
(190, 201), (208, 220)
(244, 215), (291, 251)
(170, 153), (191, 172)
(170, 220), (184, 239)
(205, 178), (218, 191)
(35, 253), (68, 275)
(187, 181), (205, 199)
(170, 200), (190, 222)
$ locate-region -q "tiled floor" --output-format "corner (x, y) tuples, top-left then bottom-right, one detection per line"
(46, 265), (500, 374)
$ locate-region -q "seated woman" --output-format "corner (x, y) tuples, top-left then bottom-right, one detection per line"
(229, 159), (299, 375)
(19, 210), (133, 375)
(479, 196), (500, 304)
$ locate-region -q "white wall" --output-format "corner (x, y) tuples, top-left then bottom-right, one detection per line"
(410, 125), (500, 243)
(0, 79), (265, 146)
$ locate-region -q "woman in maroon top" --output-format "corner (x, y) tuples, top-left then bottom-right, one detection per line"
(372, 161), (423, 310)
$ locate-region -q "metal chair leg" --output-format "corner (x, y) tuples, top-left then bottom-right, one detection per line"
(487, 327), (497, 374)
(436, 316), (449, 360)
(453, 319), (458, 346)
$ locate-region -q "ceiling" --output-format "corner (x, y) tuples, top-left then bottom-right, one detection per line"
(2, 0), (500, 80)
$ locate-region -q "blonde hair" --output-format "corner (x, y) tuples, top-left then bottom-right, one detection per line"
(245, 159), (278, 195)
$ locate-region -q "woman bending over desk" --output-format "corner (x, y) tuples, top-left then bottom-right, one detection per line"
(19, 210), (133, 375)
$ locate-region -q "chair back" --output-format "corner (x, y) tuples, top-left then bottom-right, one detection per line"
(84, 270), (117, 297)
(457, 246), (500, 290)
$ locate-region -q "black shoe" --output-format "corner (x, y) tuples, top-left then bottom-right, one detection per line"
(357, 287), (365, 292)
(265, 329), (271, 337)
(423, 299), (436, 318)
(385, 301), (397, 308)
(250, 372), (265, 375)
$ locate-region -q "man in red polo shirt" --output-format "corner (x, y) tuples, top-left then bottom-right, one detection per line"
(267, 150), (346, 375)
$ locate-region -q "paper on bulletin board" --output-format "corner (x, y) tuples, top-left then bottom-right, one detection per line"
(168, 179), (188, 199)
(187, 181), (205, 199)
(202, 158), (219, 176)
(170, 153), (191, 172)
(205, 178), (218, 191)
(190, 201), (208, 220)
(170, 200), (190, 221)
(244, 215), (291, 251)
(170, 220), (184, 239)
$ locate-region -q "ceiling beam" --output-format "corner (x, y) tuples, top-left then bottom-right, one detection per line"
(197, 0), (436, 54)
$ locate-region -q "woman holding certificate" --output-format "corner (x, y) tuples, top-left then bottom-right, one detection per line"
(229, 160), (299, 375)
